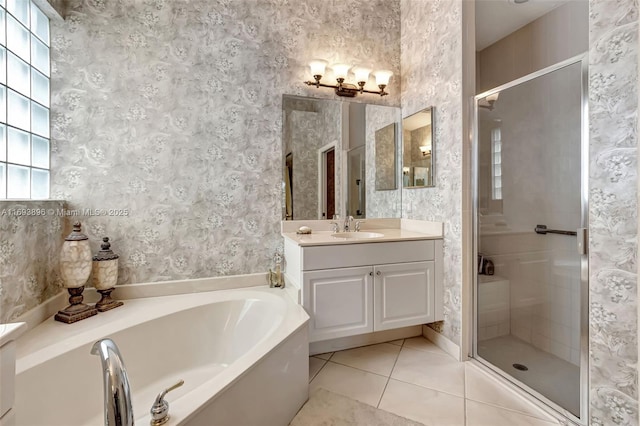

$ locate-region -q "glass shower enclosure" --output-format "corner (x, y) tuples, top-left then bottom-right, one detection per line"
(473, 57), (588, 423)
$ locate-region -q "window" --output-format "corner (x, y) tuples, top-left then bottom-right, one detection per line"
(0, 0), (50, 199)
(491, 127), (502, 200)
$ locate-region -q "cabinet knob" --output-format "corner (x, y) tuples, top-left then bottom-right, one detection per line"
(376, 271), (381, 276)
(369, 272), (373, 276)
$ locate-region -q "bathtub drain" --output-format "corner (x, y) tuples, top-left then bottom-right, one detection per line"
(512, 363), (529, 371)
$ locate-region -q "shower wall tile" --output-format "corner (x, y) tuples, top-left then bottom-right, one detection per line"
(589, 0), (639, 424)
(400, 0), (463, 345)
(0, 200), (66, 322)
(0, 0), (403, 319)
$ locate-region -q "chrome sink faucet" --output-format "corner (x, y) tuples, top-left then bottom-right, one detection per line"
(344, 215), (354, 232)
(91, 338), (134, 426)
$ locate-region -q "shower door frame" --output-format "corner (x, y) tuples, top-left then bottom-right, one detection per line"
(471, 54), (589, 424)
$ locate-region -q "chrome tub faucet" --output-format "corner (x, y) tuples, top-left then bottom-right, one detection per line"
(91, 338), (134, 426)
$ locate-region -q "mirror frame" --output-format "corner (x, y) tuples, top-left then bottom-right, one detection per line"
(402, 106), (435, 189)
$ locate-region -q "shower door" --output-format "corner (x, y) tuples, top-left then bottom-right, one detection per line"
(473, 57), (587, 422)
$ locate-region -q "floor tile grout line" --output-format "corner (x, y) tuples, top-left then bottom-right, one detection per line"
(463, 364), (467, 426)
(465, 397), (560, 423)
(325, 343), (403, 378)
(323, 359), (394, 380)
(465, 364), (559, 422)
(401, 344), (453, 359)
(389, 374), (467, 400)
(309, 358), (329, 383)
(376, 339), (405, 409)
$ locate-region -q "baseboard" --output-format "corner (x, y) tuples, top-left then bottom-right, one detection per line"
(422, 325), (461, 361)
(309, 326), (422, 355)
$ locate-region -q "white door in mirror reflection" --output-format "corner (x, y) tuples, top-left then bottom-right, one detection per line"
(318, 142), (336, 220)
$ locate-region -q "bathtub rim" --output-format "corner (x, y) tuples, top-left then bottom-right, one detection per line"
(11, 272), (272, 333)
(15, 285), (309, 426)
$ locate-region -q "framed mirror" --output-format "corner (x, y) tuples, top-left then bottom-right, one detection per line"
(402, 107), (435, 188)
(282, 95), (402, 220)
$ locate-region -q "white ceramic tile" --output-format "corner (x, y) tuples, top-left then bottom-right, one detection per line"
(378, 379), (465, 426)
(391, 347), (465, 397)
(310, 362), (388, 407)
(309, 356), (326, 382)
(388, 339), (404, 346)
(402, 336), (447, 355)
(466, 400), (559, 426)
(313, 352), (333, 361)
(330, 343), (401, 376)
(465, 364), (558, 422)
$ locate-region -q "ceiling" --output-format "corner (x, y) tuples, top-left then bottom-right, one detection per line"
(475, 0), (570, 50)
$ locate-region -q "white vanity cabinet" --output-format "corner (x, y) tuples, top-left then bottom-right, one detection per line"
(285, 237), (443, 343)
(303, 266), (374, 341)
(373, 261), (435, 331)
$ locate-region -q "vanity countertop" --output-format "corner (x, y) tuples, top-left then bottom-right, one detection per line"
(281, 219), (443, 247)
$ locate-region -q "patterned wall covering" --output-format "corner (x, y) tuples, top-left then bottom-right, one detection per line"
(374, 123), (397, 191)
(7, 3), (638, 424)
(44, 0), (400, 288)
(0, 200), (65, 322)
(365, 104), (402, 218)
(400, 0), (463, 344)
(588, 0), (639, 424)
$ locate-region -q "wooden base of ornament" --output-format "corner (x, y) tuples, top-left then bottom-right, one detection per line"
(96, 288), (123, 312)
(55, 286), (98, 323)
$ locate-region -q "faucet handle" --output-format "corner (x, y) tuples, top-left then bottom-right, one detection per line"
(355, 220), (365, 232)
(150, 379), (184, 426)
(329, 221), (340, 233)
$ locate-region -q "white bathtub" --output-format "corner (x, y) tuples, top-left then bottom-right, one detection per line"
(14, 286), (309, 426)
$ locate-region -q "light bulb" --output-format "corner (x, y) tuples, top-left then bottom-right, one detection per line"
(309, 59), (328, 77)
(332, 63), (351, 81)
(374, 70), (393, 86)
(353, 67), (371, 83)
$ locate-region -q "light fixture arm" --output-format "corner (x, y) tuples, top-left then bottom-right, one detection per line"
(304, 75), (389, 97)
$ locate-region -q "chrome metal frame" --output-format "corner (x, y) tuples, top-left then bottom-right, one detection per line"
(471, 53), (589, 425)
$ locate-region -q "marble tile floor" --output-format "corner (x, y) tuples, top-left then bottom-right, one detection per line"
(307, 337), (560, 426)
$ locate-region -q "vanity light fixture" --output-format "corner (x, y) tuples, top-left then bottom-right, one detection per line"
(419, 145), (432, 156)
(479, 92), (500, 111)
(304, 59), (393, 97)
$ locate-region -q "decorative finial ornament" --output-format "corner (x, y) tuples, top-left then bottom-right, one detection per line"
(55, 222), (98, 323)
(92, 237), (123, 312)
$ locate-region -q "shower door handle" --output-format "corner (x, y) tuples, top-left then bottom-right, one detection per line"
(577, 228), (588, 255)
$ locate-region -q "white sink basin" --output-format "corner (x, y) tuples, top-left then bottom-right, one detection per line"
(331, 232), (384, 239)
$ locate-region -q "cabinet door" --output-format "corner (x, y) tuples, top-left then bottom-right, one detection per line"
(303, 266), (373, 342)
(374, 261), (434, 331)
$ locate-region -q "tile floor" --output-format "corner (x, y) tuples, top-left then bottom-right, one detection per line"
(308, 337), (561, 426)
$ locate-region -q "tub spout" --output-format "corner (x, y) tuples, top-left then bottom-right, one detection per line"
(91, 338), (135, 426)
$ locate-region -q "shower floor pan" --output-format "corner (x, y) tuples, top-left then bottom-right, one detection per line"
(477, 334), (580, 416)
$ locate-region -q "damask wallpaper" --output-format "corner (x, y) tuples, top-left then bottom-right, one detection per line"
(0, 200), (65, 322)
(365, 104), (402, 218)
(588, 0), (638, 423)
(3, 2), (639, 423)
(400, 0), (463, 344)
(45, 0), (400, 285)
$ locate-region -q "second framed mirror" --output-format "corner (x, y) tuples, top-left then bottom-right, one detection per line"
(402, 107), (435, 188)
